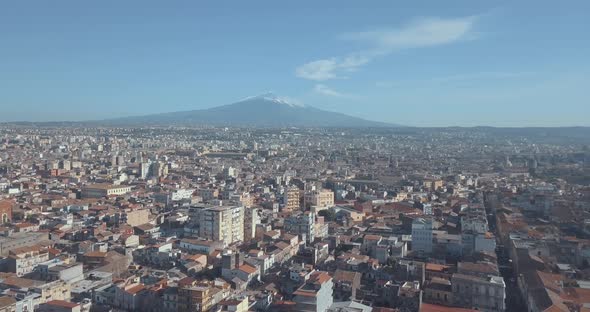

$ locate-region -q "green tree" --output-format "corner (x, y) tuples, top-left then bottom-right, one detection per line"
(318, 209), (336, 221)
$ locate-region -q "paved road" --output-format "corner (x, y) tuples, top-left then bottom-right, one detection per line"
(485, 193), (527, 312)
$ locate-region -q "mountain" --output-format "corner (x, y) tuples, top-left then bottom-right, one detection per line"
(102, 93), (397, 127)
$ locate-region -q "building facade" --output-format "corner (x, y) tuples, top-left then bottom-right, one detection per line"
(81, 184), (132, 198)
(7, 245), (50, 277)
(304, 189), (334, 211)
(283, 187), (301, 212)
(293, 271), (334, 312)
(451, 273), (506, 312)
(199, 206), (244, 246)
(412, 218), (433, 254)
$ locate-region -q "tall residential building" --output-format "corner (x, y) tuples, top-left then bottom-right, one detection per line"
(199, 205), (244, 246)
(150, 161), (168, 178)
(293, 271), (334, 312)
(116, 155), (125, 166)
(285, 211), (315, 244)
(139, 162), (151, 179)
(304, 189), (334, 211)
(223, 166), (237, 179)
(412, 218), (433, 254)
(244, 207), (260, 241)
(283, 187), (301, 212)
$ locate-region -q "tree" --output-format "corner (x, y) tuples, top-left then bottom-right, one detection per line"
(318, 209), (336, 222)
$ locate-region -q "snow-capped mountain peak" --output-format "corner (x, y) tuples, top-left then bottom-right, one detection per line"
(239, 92), (305, 108)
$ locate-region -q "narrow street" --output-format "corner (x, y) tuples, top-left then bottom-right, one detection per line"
(485, 193), (527, 312)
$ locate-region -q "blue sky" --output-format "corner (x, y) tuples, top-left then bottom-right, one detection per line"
(1, 1), (589, 126)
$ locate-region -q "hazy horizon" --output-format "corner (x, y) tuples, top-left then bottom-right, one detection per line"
(2, 1), (589, 127)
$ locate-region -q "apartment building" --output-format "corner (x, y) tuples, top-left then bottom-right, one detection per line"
(199, 205), (244, 246)
(451, 262), (506, 312)
(412, 218), (433, 254)
(284, 211), (315, 243)
(304, 189), (334, 211)
(7, 245), (50, 277)
(243, 207), (260, 241)
(178, 285), (212, 312)
(293, 271), (334, 312)
(283, 187), (301, 212)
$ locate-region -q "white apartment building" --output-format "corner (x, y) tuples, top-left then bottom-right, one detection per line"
(412, 218), (433, 254)
(7, 245), (50, 276)
(199, 205), (244, 246)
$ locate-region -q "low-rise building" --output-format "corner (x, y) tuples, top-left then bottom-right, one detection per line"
(7, 245), (50, 277)
(38, 300), (81, 312)
(81, 184), (132, 198)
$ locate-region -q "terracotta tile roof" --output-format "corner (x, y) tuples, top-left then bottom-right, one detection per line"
(125, 284), (146, 295)
(0, 296), (16, 308)
(537, 271), (565, 294)
(238, 264), (257, 274)
(15, 222), (36, 228)
(426, 263), (451, 272)
(364, 234), (382, 241)
(308, 271), (331, 285)
(84, 251), (107, 258)
(275, 241), (290, 250)
(45, 300), (79, 308)
(333, 269), (360, 283)
(293, 289), (316, 297)
(561, 287), (590, 305)
(1, 277), (38, 288)
(178, 277), (195, 287)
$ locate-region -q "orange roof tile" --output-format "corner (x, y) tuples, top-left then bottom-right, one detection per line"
(125, 284), (146, 295)
(239, 264), (257, 274)
(45, 300), (79, 308)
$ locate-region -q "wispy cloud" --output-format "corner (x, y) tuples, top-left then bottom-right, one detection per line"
(376, 71), (534, 88)
(296, 16), (478, 81)
(296, 55), (369, 81)
(340, 16), (477, 51)
(314, 84), (347, 97)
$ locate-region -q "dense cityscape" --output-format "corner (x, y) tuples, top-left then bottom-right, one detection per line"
(2, 1), (590, 311)
(0, 125), (588, 312)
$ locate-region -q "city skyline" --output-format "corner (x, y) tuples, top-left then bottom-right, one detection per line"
(1, 1), (589, 126)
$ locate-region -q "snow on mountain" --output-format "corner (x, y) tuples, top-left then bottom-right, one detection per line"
(237, 92), (305, 108)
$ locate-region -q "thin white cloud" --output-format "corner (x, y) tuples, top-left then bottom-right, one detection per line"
(296, 55), (370, 81)
(430, 71), (533, 83)
(376, 71), (534, 88)
(296, 16), (478, 81)
(314, 84), (346, 97)
(296, 59), (339, 81)
(341, 16), (477, 51)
